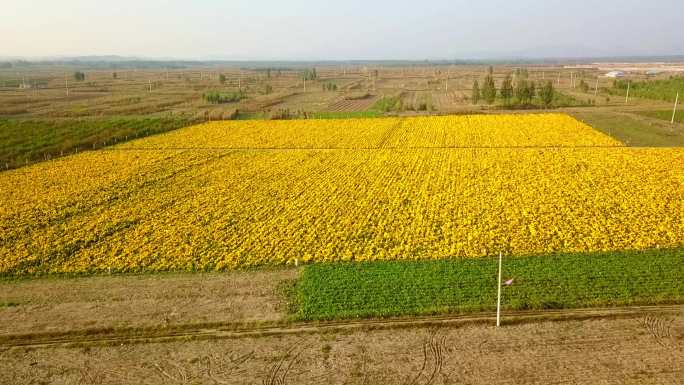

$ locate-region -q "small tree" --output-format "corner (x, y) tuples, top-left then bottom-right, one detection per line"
(578, 79), (589, 93)
(540, 81), (555, 107)
(73, 72), (85, 81)
(302, 69), (318, 81)
(472, 80), (481, 104)
(112, 72), (118, 79)
(482, 67), (497, 105)
(219, 74), (226, 84)
(528, 81), (536, 101)
(514, 78), (529, 104)
(499, 74), (514, 105)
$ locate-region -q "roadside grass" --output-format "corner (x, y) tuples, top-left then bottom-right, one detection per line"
(293, 248), (684, 321)
(0, 116), (199, 169)
(570, 110), (684, 147)
(634, 110), (683, 124)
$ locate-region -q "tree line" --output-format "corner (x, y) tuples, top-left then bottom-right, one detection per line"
(472, 67), (555, 107)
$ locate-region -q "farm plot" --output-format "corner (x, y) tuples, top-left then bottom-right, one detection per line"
(1, 119), (682, 275)
(116, 113), (621, 150)
(326, 96), (378, 112)
(295, 248), (684, 320)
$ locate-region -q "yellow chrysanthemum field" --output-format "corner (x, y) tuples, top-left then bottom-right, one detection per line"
(1, 113), (682, 275)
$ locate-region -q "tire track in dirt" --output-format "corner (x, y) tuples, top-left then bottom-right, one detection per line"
(2, 305), (681, 350)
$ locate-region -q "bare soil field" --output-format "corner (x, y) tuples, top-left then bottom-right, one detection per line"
(2, 63), (649, 120)
(1, 307), (681, 385)
(326, 96), (378, 112)
(0, 270), (297, 335)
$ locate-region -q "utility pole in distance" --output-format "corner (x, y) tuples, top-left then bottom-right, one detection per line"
(672, 92), (679, 124)
(594, 77), (599, 97)
(570, 72), (574, 89)
(625, 80), (631, 103)
(496, 251), (503, 327)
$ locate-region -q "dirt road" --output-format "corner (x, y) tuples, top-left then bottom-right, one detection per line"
(1, 305), (681, 384)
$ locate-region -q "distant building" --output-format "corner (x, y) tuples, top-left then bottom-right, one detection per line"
(605, 71), (625, 78)
(646, 70), (662, 76)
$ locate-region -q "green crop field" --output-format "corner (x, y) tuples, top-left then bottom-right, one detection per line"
(635, 109), (683, 124)
(571, 110), (684, 147)
(310, 111), (383, 119)
(611, 77), (684, 102)
(293, 248), (684, 321)
(0, 116), (198, 169)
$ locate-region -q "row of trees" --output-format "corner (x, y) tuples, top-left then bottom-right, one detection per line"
(301, 68), (318, 81)
(322, 82), (338, 91)
(472, 67), (555, 107)
(203, 90), (245, 104)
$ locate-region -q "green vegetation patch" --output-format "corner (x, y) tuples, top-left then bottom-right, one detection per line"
(571, 110), (684, 147)
(203, 90), (246, 104)
(0, 116), (198, 169)
(611, 77), (684, 102)
(370, 96), (403, 112)
(310, 111), (383, 119)
(293, 248), (684, 320)
(634, 110), (683, 124)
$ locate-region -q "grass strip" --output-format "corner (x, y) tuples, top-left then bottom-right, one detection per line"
(633, 110), (683, 124)
(294, 248), (684, 320)
(571, 110), (684, 146)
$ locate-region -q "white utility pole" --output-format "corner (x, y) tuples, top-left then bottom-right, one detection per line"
(570, 72), (574, 88)
(672, 92), (679, 124)
(594, 77), (599, 97)
(303, 77), (306, 92)
(65, 75), (69, 97)
(625, 81), (631, 103)
(496, 251), (503, 327)
(557, 72), (561, 87)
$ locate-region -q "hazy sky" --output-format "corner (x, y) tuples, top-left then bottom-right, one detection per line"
(2, 0), (683, 60)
